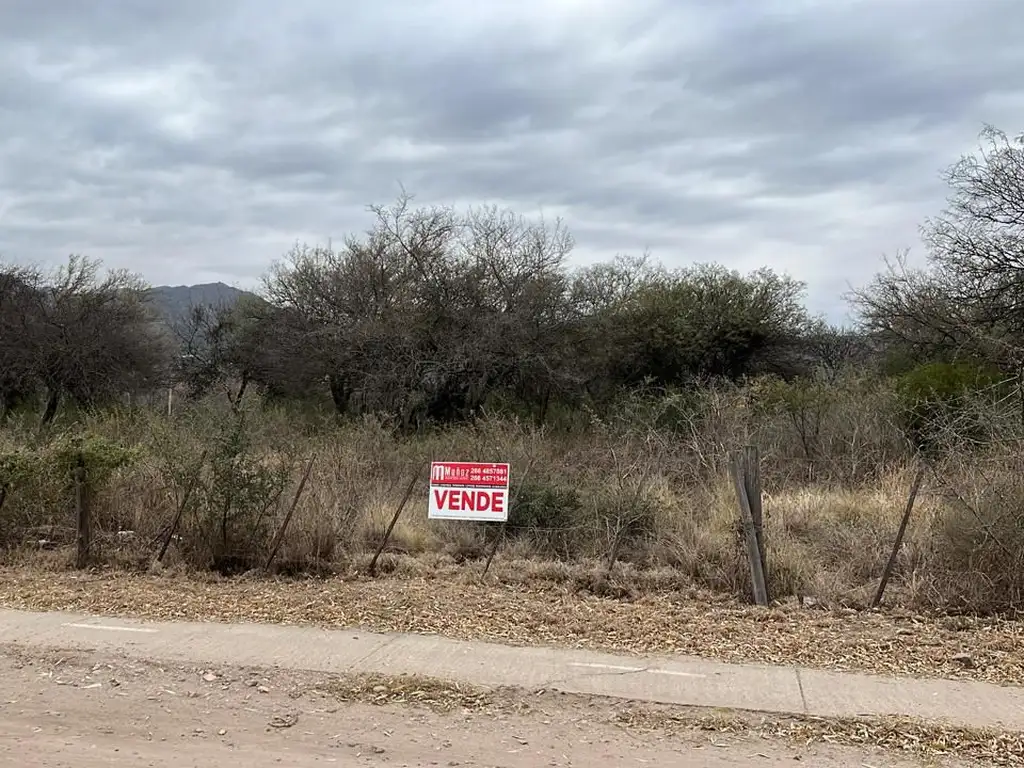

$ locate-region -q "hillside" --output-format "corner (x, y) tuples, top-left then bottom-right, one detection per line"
(149, 283), (253, 323)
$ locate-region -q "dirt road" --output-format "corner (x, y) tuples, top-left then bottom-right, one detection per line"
(0, 646), (946, 767)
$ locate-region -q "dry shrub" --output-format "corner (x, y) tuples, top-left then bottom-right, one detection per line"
(272, 515), (338, 575)
(746, 373), (908, 485)
(921, 452), (1024, 613)
(438, 522), (489, 562)
(1, 376), (1023, 615)
(648, 481), (740, 592)
(506, 480), (587, 558)
(94, 458), (171, 538)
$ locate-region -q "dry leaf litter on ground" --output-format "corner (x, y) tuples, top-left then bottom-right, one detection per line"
(5, 639), (1022, 765)
(0, 567), (1020, 687)
(301, 671), (1024, 765)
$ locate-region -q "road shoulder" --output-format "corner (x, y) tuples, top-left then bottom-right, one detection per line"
(0, 645), (956, 768)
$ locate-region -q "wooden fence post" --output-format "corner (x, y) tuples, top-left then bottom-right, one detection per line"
(871, 465), (926, 609)
(743, 445), (768, 602)
(604, 519), (628, 579)
(74, 458), (90, 570)
(481, 521), (508, 577)
(156, 449), (208, 564)
(265, 455), (317, 571)
(369, 468), (422, 576)
(731, 450), (768, 606)
(481, 459), (532, 578)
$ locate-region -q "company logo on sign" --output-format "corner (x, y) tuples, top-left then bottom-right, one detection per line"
(428, 461), (510, 522)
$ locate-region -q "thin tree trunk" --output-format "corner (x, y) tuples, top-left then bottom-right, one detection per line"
(232, 373), (250, 409)
(40, 387), (60, 427)
(1017, 364), (1024, 429)
(872, 465), (926, 608)
(327, 374), (348, 414)
(74, 463), (90, 569)
(537, 387), (551, 426)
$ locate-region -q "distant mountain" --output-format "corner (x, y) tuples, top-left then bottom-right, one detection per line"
(149, 282), (255, 324)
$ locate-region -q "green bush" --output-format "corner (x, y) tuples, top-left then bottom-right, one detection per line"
(895, 362), (1003, 452)
(0, 430), (137, 545)
(179, 411), (293, 572)
(754, 376), (834, 462)
(507, 480), (586, 558)
(48, 431), (138, 482)
(0, 447), (34, 489)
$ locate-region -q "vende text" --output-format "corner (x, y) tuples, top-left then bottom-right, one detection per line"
(428, 461), (510, 522)
(433, 488), (506, 514)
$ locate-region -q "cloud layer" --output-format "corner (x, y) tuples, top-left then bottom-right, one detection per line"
(2, 0), (1022, 319)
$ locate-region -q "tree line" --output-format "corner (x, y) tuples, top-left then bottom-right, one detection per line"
(3, 126), (1023, 431)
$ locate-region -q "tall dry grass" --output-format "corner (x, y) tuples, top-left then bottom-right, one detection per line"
(1, 371), (1022, 614)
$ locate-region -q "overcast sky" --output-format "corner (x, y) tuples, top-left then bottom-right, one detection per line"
(1, 1), (1022, 321)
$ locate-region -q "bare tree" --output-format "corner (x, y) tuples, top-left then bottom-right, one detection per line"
(260, 194), (585, 428)
(799, 321), (876, 379)
(0, 264), (43, 419)
(174, 301), (250, 405)
(925, 125), (1024, 323)
(263, 232), (421, 414)
(3, 256), (172, 425)
(850, 252), (983, 364)
(851, 127), (1024, 369)
(191, 193), (823, 428)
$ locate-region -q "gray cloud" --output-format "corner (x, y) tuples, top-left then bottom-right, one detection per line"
(1, 0), (1023, 318)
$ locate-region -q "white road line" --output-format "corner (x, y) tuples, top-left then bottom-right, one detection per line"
(568, 662), (644, 673)
(64, 623), (158, 634)
(651, 669), (706, 679)
(567, 662), (706, 679)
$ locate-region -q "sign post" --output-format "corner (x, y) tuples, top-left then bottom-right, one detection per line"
(428, 462), (510, 522)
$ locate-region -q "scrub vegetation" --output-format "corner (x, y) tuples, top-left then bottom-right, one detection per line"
(3, 126), (1024, 615)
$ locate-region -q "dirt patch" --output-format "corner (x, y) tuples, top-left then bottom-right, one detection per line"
(0, 645), (990, 767)
(317, 672), (1024, 765)
(0, 566), (1021, 688)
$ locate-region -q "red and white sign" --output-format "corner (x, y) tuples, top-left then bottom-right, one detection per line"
(428, 461), (510, 522)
